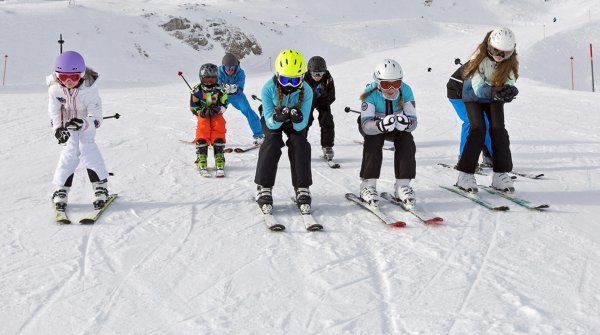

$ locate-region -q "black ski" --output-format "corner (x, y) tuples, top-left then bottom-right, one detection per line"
(479, 185), (549, 210)
(345, 193), (406, 227)
(509, 171), (545, 179)
(290, 197), (323, 231)
(437, 162), (489, 176)
(257, 202), (285, 231)
(380, 192), (444, 225)
(440, 185), (510, 211)
(79, 194), (118, 224)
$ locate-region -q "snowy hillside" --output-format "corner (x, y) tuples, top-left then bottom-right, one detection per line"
(1, 0), (600, 334)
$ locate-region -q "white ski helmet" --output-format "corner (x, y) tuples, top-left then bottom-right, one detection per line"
(489, 27), (516, 52)
(373, 59), (403, 81)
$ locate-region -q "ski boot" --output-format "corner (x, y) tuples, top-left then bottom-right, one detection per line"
(52, 186), (70, 212)
(360, 179), (379, 207)
(492, 172), (515, 194)
(253, 135), (265, 146)
(295, 187), (311, 215)
(195, 140), (208, 174)
(322, 147), (334, 161)
(456, 171), (478, 193)
(394, 179), (416, 207)
(256, 185), (273, 214)
(214, 139), (225, 177)
(92, 179), (109, 210)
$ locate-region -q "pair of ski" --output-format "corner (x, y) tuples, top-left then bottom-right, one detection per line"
(440, 185), (549, 211)
(437, 163), (544, 180)
(179, 139), (261, 154)
(345, 193), (444, 227)
(258, 199), (323, 232)
(54, 194), (118, 225)
(198, 166), (225, 178)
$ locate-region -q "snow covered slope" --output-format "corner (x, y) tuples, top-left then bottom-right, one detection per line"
(1, 0), (600, 334)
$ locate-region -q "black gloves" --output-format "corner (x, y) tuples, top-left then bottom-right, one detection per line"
(55, 127), (70, 144)
(209, 104), (221, 115)
(289, 108), (303, 123)
(273, 107), (290, 122)
(193, 105), (222, 118)
(492, 85), (519, 102)
(65, 118), (84, 131)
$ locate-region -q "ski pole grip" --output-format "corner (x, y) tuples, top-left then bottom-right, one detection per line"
(251, 94), (262, 101)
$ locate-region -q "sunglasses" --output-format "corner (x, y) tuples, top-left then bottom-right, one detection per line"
(311, 71), (325, 77)
(488, 45), (514, 62)
(201, 76), (218, 84)
(56, 72), (82, 83)
(278, 75), (303, 87)
(378, 80), (402, 90)
(224, 66), (236, 72)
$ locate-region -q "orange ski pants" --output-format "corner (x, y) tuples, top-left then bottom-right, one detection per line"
(195, 114), (226, 145)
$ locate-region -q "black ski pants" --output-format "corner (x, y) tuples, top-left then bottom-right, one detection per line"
(306, 105), (335, 148)
(359, 130), (416, 180)
(456, 101), (512, 174)
(254, 118), (312, 188)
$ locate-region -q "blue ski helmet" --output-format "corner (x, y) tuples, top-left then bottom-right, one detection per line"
(55, 51), (86, 73)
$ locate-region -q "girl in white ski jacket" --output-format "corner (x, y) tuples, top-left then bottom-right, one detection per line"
(49, 51), (109, 212)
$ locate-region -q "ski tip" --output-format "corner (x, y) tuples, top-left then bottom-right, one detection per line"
(269, 224), (286, 231)
(56, 219), (71, 225)
(79, 219), (95, 225)
(330, 163), (341, 169)
(494, 206), (510, 211)
(535, 204), (550, 210)
(390, 221), (407, 228)
(426, 217), (444, 224)
(224, 148), (234, 153)
(307, 224), (324, 231)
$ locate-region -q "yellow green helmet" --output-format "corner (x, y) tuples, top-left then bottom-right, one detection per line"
(274, 49), (306, 77)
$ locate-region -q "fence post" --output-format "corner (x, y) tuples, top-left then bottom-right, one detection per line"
(590, 43), (595, 92)
(570, 56), (575, 90)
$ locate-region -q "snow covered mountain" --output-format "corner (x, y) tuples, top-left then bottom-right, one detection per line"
(1, 0), (599, 334)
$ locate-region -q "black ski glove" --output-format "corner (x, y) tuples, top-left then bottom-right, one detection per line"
(65, 118), (84, 131)
(289, 108), (303, 123)
(273, 107), (290, 122)
(199, 106), (210, 118)
(209, 104), (221, 115)
(55, 127), (70, 144)
(502, 85), (519, 102)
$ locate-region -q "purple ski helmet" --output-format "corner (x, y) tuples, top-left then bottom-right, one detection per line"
(55, 51), (86, 73)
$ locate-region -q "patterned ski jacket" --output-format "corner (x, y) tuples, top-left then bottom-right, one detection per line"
(47, 68), (102, 131)
(190, 83), (228, 115)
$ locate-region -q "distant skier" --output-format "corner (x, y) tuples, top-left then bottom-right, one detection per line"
(303, 56), (336, 160)
(49, 51), (110, 212)
(190, 63), (228, 175)
(447, 60), (493, 167)
(255, 49), (314, 214)
(218, 53), (264, 145)
(455, 28), (520, 193)
(357, 59), (418, 207)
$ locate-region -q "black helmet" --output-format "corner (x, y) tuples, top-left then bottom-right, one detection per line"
(307, 56), (327, 72)
(222, 53), (239, 67)
(199, 63), (218, 78)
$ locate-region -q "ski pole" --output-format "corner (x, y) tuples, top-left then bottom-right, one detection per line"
(177, 71), (193, 90)
(250, 94), (262, 101)
(103, 113), (121, 120)
(344, 106), (361, 114)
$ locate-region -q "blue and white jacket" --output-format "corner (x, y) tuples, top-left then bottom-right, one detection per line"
(360, 81), (416, 135)
(261, 78), (314, 132)
(462, 56), (517, 103)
